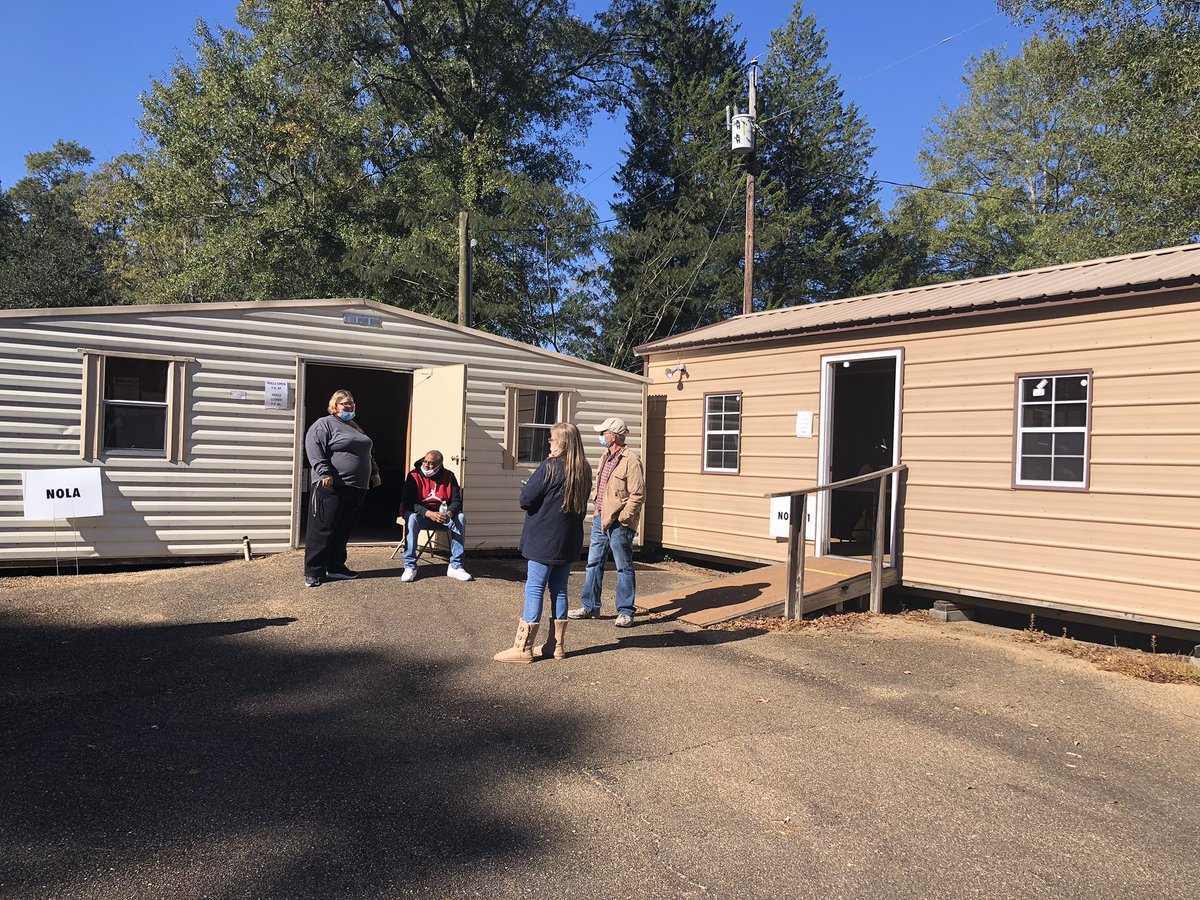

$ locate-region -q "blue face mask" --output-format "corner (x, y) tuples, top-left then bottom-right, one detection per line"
(338, 410), (355, 421)
(598, 434), (610, 447)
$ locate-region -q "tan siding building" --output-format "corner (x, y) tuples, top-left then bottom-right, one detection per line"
(638, 243), (1200, 634)
(1, 299), (644, 565)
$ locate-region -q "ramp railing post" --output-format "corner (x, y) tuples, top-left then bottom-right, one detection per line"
(870, 475), (888, 613)
(784, 493), (806, 619)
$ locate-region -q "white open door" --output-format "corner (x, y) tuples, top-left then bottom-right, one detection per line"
(410, 364), (467, 484)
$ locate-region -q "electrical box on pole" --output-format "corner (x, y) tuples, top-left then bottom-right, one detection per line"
(729, 60), (759, 316)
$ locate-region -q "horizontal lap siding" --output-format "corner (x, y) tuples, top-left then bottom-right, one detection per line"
(645, 292), (1200, 627)
(1, 303), (642, 564)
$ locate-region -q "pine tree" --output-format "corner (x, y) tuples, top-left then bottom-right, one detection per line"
(753, 3), (885, 307)
(598, 0), (747, 371)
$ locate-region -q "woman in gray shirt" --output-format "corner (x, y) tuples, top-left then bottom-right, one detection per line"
(303, 389), (381, 587)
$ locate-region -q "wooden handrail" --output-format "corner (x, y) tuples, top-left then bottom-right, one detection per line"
(762, 464), (907, 619)
(763, 463), (906, 499)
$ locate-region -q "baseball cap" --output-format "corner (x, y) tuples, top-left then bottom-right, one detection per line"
(594, 417), (629, 436)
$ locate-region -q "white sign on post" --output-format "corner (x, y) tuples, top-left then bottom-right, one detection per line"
(264, 380), (289, 409)
(22, 468), (104, 520)
(769, 495), (794, 539)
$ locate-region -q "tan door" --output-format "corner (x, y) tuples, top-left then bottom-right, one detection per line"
(410, 364), (468, 485)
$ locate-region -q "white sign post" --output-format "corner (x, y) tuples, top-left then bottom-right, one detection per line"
(22, 467), (105, 575)
(769, 495), (793, 539)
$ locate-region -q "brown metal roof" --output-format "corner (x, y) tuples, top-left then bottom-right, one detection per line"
(635, 242), (1200, 355)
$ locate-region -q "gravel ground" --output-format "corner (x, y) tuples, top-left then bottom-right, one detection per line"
(2, 548), (1197, 900)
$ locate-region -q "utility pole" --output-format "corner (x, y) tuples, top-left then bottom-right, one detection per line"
(728, 60), (759, 316)
(457, 210), (473, 328)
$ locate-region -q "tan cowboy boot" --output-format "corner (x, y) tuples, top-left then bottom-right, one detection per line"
(493, 619), (540, 664)
(533, 619), (567, 660)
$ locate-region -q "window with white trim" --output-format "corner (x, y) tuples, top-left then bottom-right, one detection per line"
(1015, 373), (1090, 488)
(703, 393), (741, 473)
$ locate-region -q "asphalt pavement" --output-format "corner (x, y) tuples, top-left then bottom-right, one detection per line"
(2, 548), (1197, 899)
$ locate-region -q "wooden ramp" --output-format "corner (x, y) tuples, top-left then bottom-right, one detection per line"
(638, 556), (898, 627)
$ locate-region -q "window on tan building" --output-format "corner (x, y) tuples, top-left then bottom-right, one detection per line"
(503, 385), (577, 468)
(703, 392), (741, 474)
(1014, 372), (1091, 489)
(80, 350), (191, 462)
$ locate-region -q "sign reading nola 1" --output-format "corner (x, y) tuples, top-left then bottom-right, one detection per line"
(22, 468), (104, 520)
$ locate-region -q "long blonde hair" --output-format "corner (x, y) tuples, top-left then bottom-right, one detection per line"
(551, 422), (591, 515)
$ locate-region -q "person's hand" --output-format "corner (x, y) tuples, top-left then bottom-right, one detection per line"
(429, 510), (449, 525)
(370, 473), (382, 488)
(321, 476), (333, 488)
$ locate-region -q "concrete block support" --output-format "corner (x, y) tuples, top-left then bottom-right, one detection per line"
(929, 599), (974, 623)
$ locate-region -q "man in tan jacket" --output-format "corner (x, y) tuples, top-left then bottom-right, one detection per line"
(567, 416), (645, 627)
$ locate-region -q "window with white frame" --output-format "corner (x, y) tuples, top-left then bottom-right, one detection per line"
(703, 393), (741, 473)
(1015, 372), (1090, 488)
(515, 388), (560, 464)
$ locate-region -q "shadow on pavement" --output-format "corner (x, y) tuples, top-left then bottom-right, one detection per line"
(0, 611), (591, 898)
(565, 625), (767, 658)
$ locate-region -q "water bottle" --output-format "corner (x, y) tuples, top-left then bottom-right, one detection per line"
(438, 501), (449, 517)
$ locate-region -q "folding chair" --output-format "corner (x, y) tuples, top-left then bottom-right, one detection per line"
(389, 512), (437, 562)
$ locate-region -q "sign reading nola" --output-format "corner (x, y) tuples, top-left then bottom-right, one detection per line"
(22, 468), (104, 520)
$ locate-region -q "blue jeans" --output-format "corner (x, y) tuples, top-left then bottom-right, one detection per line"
(404, 511), (467, 569)
(580, 516), (636, 616)
(522, 559), (571, 623)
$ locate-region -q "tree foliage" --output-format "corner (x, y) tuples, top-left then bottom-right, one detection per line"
(753, 3), (885, 307)
(92, 0), (628, 346)
(596, 0), (747, 371)
(0, 141), (118, 309)
(889, 0), (1200, 279)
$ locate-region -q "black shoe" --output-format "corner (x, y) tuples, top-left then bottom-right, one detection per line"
(326, 569), (359, 581)
(304, 575), (322, 588)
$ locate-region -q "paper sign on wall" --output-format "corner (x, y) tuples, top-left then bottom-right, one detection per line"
(264, 380), (289, 409)
(22, 468), (104, 520)
(769, 496), (794, 539)
(795, 411), (814, 438)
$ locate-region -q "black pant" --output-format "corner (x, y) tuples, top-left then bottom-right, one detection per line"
(305, 483), (366, 576)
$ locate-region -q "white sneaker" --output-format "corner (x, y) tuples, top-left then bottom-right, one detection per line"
(447, 566), (473, 582)
(400, 567), (416, 583)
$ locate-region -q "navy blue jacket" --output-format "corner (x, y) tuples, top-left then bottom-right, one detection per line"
(518, 457), (585, 565)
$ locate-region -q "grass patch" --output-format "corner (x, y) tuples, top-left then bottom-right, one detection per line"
(1016, 626), (1200, 686)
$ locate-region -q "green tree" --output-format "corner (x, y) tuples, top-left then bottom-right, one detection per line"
(111, 0), (627, 346)
(0, 141), (118, 309)
(753, 2), (885, 307)
(890, 1), (1200, 279)
(598, 0), (747, 371)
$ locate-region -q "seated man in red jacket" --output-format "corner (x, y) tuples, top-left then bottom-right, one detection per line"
(399, 450), (472, 582)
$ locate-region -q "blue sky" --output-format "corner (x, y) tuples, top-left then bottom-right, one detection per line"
(0, 1), (1028, 213)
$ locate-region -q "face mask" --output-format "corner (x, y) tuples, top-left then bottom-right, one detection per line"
(421, 465), (439, 477)
(598, 435), (613, 447)
(338, 411), (356, 421)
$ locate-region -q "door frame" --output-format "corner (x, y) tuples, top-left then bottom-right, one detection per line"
(815, 347), (904, 558)
(290, 356), (426, 550)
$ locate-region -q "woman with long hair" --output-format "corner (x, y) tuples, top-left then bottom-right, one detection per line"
(494, 422), (592, 663)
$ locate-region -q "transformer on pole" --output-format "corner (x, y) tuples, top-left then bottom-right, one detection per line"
(727, 59), (759, 315)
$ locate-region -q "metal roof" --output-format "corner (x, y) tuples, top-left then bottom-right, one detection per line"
(635, 242), (1200, 355)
